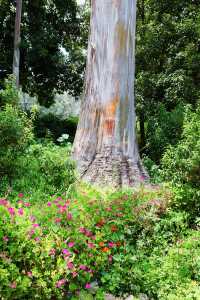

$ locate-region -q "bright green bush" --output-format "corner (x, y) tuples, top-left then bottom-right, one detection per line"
(0, 104), (33, 180)
(161, 105), (200, 217)
(8, 142), (76, 197)
(0, 76), (19, 108)
(0, 77), (33, 181)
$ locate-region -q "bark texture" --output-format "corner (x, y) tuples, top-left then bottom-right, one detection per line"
(73, 0), (148, 187)
(13, 0), (22, 88)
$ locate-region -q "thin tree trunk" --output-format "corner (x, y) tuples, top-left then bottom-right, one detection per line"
(73, 0), (148, 187)
(13, 0), (22, 88)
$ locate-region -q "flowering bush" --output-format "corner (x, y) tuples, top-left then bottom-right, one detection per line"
(0, 185), (199, 299)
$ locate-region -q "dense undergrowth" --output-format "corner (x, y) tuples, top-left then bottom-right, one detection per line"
(1, 184), (200, 300)
(0, 79), (200, 299)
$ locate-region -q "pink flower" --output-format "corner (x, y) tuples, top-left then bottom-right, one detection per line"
(55, 218), (61, 223)
(67, 213), (72, 220)
(18, 193), (24, 198)
(108, 255), (113, 262)
(80, 265), (87, 271)
(3, 236), (9, 242)
(27, 271), (32, 278)
(79, 227), (86, 234)
(28, 229), (35, 236)
(67, 262), (74, 269)
(87, 242), (95, 249)
(49, 248), (56, 256)
(0, 199), (8, 206)
(10, 282), (17, 289)
(72, 272), (78, 278)
(34, 237), (40, 242)
(68, 242), (75, 248)
(30, 215), (36, 222)
(62, 249), (70, 256)
(8, 207), (15, 216)
(18, 208), (24, 216)
(108, 242), (115, 248)
(59, 206), (67, 214)
(85, 230), (93, 237)
(24, 202), (31, 207)
(32, 223), (39, 228)
(85, 283), (91, 289)
(56, 279), (66, 288)
(47, 202), (52, 207)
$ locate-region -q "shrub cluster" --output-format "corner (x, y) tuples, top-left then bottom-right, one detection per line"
(0, 78), (33, 181)
(0, 186), (200, 299)
(161, 105), (200, 218)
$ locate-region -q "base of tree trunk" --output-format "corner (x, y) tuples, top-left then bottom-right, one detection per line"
(79, 146), (149, 188)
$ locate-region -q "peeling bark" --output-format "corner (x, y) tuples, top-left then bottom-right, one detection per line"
(73, 0), (148, 187)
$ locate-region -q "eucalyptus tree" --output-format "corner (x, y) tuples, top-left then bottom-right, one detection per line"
(73, 0), (148, 187)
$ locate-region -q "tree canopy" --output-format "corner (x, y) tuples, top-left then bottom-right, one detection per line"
(0, 0), (86, 106)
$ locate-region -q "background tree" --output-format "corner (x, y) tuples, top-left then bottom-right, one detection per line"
(136, 0), (200, 162)
(13, 0), (22, 87)
(0, 0), (85, 106)
(73, 0), (148, 187)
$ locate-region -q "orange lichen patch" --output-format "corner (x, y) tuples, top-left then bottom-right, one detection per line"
(103, 95), (119, 136)
(104, 119), (115, 136)
(116, 22), (128, 54)
(105, 95), (119, 118)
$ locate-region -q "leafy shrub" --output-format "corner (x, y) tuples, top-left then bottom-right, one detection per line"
(9, 142), (76, 197)
(161, 105), (200, 218)
(142, 155), (162, 183)
(28, 143), (75, 191)
(0, 104), (33, 180)
(0, 76), (19, 108)
(1, 186), (199, 299)
(0, 77), (33, 181)
(145, 104), (184, 162)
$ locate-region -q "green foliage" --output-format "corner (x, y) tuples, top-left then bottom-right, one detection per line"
(136, 0), (200, 158)
(0, 105), (32, 178)
(145, 104), (184, 162)
(161, 105), (200, 217)
(0, 0), (85, 105)
(34, 113), (78, 143)
(0, 77), (76, 196)
(142, 156), (161, 184)
(0, 76), (19, 107)
(0, 142), (76, 198)
(0, 78), (33, 180)
(1, 185), (199, 299)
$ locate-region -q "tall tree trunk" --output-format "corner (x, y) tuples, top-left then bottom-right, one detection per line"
(13, 0), (22, 88)
(73, 0), (148, 187)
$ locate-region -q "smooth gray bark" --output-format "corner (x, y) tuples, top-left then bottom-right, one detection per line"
(73, 0), (148, 187)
